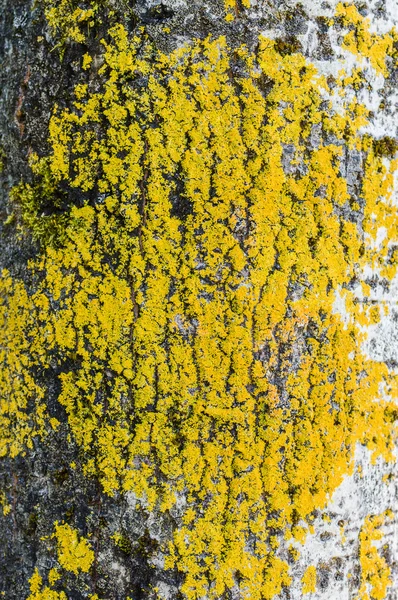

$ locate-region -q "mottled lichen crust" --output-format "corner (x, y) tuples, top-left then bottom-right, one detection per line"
(41, 0), (101, 45)
(26, 524), (94, 598)
(356, 511), (393, 600)
(39, 0), (252, 49)
(27, 568), (67, 600)
(1, 1), (398, 599)
(301, 565), (317, 594)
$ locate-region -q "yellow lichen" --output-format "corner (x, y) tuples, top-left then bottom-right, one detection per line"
(288, 546), (300, 562)
(0, 272), (49, 458)
(3, 20), (398, 600)
(302, 565), (317, 594)
(224, 0), (250, 21)
(53, 522), (94, 575)
(0, 491), (11, 516)
(48, 569), (61, 586)
(336, 3), (395, 77)
(26, 569), (67, 600)
(41, 0), (101, 45)
(356, 512), (393, 600)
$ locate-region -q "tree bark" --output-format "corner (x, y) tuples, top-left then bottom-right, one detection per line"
(0, 1), (398, 599)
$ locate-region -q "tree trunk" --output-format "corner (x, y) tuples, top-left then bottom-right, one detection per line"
(0, 1), (397, 599)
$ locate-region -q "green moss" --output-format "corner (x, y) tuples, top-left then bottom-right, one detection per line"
(52, 467), (69, 486)
(3, 213), (15, 227)
(316, 15), (330, 32)
(112, 531), (133, 555)
(9, 155), (69, 246)
(274, 36), (302, 56)
(373, 136), (398, 158)
(0, 146), (6, 173)
(64, 505), (75, 522)
(27, 511), (39, 536)
(137, 528), (159, 558)
(282, 2), (307, 23)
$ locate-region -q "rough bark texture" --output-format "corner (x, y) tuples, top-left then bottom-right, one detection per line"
(0, 1), (397, 600)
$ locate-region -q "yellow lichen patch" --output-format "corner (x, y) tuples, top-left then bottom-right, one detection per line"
(288, 546), (300, 562)
(41, 0), (102, 45)
(302, 565), (317, 594)
(356, 512), (393, 600)
(3, 24), (398, 600)
(0, 491), (11, 516)
(336, 3), (395, 77)
(48, 569), (61, 586)
(26, 569), (67, 600)
(0, 272), (48, 458)
(53, 522), (94, 575)
(224, 0), (250, 21)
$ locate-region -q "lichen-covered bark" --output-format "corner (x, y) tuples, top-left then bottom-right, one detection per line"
(0, 1), (398, 599)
